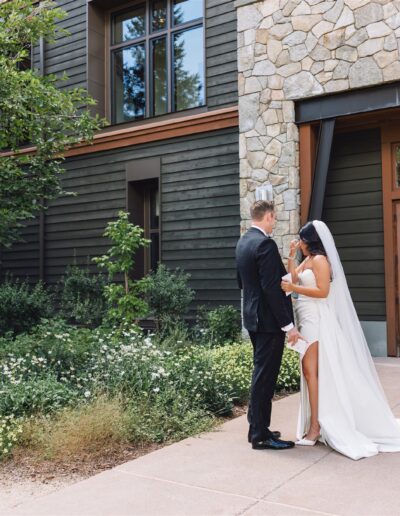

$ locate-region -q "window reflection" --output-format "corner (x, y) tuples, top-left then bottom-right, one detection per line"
(152, 0), (167, 31)
(113, 6), (146, 44)
(114, 45), (146, 123)
(152, 38), (167, 116)
(173, 0), (203, 25)
(173, 26), (204, 111)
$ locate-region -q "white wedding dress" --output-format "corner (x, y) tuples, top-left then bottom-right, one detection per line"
(294, 221), (400, 461)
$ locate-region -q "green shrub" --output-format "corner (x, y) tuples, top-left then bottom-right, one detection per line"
(195, 305), (242, 346)
(0, 415), (23, 460)
(124, 391), (215, 444)
(276, 346), (301, 392)
(0, 375), (78, 418)
(59, 265), (107, 326)
(212, 343), (252, 403)
(0, 277), (53, 336)
(93, 212), (149, 324)
(142, 264), (195, 330)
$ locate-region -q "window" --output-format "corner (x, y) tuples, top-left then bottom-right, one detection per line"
(110, 0), (205, 124)
(127, 178), (160, 278)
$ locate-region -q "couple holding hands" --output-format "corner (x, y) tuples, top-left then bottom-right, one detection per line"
(235, 200), (400, 460)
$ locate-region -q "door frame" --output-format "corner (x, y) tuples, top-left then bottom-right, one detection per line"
(300, 117), (400, 357)
(381, 124), (400, 357)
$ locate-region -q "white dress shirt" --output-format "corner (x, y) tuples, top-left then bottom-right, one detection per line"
(251, 225), (294, 333)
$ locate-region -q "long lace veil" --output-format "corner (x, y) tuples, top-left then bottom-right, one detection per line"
(313, 220), (387, 400)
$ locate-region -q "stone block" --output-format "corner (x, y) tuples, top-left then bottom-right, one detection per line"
(358, 37), (384, 57)
(384, 33), (397, 52)
(266, 39), (283, 62)
(323, 28), (346, 50)
(324, 0), (344, 24)
(354, 3), (384, 29)
(310, 44), (331, 61)
(292, 1), (311, 16)
(277, 61), (302, 77)
(283, 189), (298, 211)
(282, 30), (307, 46)
(283, 71), (324, 99)
(374, 50), (397, 69)
(247, 150), (266, 169)
(253, 59), (276, 76)
(334, 6), (354, 29)
(289, 43), (309, 61)
(349, 57), (383, 87)
(383, 60), (400, 81)
(244, 77), (262, 94)
(312, 20), (335, 39)
(239, 93), (260, 132)
(336, 45), (358, 61)
(238, 5), (263, 32)
(292, 15), (321, 32)
(366, 21), (392, 38)
(269, 23), (293, 40)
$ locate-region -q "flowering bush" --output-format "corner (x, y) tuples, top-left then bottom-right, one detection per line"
(0, 415), (23, 459)
(0, 320), (300, 459)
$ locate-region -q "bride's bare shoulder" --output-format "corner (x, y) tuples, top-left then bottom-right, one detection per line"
(313, 254), (328, 263)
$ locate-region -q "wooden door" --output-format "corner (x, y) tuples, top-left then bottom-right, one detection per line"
(381, 125), (400, 356)
(395, 202), (400, 350)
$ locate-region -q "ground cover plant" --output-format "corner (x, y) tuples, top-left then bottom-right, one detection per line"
(0, 317), (300, 462)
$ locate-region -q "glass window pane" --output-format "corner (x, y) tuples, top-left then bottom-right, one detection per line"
(152, 0), (167, 31)
(150, 233), (160, 271)
(150, 187), (160, 229)
(113, 44), (146, 123)
(396, 145), (400, 188)
(113, 6), (146, 44)
(173, 27), (204, 111)
(173, 0), (203, 25)
(152, 38), (167, 116)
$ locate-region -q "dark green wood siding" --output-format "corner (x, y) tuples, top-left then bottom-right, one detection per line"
(206, 0), (238, 109)
(1, 128), (240, 309)
(322, 128), (385, 321)
(47, 0), (87, 90)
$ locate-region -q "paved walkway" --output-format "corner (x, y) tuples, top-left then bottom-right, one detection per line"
(7, 358), (400, 516)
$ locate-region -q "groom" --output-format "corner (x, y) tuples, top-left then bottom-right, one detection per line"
(236, 200), (300, 450)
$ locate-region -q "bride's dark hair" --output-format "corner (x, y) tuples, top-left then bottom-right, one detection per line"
(299, 221), (327, 256)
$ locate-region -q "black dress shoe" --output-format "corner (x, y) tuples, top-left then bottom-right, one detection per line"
(248, 428), (281, 443)
(252, 437), (295, 450)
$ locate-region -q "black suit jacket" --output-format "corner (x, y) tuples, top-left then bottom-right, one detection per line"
(235, 227), (294, 333)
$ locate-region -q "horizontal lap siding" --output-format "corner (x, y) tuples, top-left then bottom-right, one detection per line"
(0, 220), (40, 285)
(206, 0), (238, 109)
(322, 128), (385, 321)
(47, 0), (87, 90)
(1, 129), (240, 309)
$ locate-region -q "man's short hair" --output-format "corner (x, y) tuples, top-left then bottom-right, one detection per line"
(250, 200), (274, 221)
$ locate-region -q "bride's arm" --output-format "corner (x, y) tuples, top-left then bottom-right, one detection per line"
(282, 255), (330, 298)
(287, 240), (305, 283)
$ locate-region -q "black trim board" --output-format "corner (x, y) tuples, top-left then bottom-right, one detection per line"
(296, 82), (400, 124)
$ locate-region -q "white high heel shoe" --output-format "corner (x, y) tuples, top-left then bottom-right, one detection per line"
(295, 433), (320, 446)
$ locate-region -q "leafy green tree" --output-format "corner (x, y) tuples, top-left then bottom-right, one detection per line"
(0, 0), (106, 246)
(92, 211), (150, 324)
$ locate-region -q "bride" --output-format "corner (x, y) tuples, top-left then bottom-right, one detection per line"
(281, 220), (400, 460)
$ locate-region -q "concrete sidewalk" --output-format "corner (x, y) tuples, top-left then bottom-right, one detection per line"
(7, 358), (400, 516)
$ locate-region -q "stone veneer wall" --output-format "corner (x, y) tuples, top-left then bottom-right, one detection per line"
(236, 0), (400, 257)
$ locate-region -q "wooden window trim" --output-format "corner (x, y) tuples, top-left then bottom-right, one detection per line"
(0, 106), (238, 159)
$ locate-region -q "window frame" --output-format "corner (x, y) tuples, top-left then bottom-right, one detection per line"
(108, 0), (206, 125)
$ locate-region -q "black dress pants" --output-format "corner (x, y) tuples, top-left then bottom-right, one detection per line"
(247, 331), (285, 443)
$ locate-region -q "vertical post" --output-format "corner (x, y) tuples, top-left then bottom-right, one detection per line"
(299, 124), (317, 224)
(308, 119), (335, 221)
(39, 37), (45, 281)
